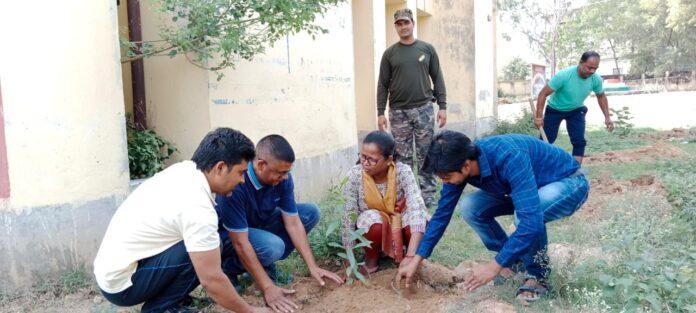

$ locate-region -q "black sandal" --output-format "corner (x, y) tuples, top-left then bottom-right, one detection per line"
(515, 276), (549, 302)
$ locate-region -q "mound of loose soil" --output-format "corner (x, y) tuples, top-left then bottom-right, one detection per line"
(578, 172), (672, 220)
(233, 268), (457, 313)
(639, 128), (695, 142)
(584, 143), (689, 165)
(209, 260), (517, 313)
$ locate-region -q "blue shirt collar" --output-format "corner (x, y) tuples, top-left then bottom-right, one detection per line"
(473, 144), (492, 182)
(247, 161), (264, 190)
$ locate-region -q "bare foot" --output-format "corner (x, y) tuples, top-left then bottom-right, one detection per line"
(358, 257), (379, 276)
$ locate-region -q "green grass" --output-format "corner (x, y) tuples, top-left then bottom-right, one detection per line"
(32, 266), (93, 296)
(278, 127), (696, 312)
(553, 126), (652, 156)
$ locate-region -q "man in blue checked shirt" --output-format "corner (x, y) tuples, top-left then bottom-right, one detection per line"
(216, 135), (343, 313)
(396, 131), (589, 302)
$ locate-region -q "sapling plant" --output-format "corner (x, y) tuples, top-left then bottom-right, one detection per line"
(325, 215), (373, 285)
(610, 106), (634, 138)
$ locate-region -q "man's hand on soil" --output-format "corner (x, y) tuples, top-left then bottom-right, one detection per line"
(262, 284), (297, 313)
(309, 265), (344, 286)
(395, 255), (422, 288)
(464, 260), (502, 291)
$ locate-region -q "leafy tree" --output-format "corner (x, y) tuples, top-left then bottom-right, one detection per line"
(121, 0), (344, 78)
(554, 0), (636, 71)
(501, 57), (531, 80)
(497, 0), (571, 75)
(555, 0), (696, 76)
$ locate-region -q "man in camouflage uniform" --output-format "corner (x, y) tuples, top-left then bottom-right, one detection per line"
(377, 8), (447, 207)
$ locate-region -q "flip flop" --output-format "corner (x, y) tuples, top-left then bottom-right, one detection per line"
(515, 277), (549, 302)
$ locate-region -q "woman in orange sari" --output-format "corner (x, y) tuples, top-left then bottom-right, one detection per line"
(341, 131), (429, 274)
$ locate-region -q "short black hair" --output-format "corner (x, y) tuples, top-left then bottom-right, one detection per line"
(580, 51), (600, 62)
(257, 134), (295, 163)
(423, 130), (479, 174)
(191, 127), (255, 171)
(363, 130), (399, 161)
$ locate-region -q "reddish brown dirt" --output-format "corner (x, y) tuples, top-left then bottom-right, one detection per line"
(206, 261), (516, 313)
(639, 128), (695, 142)
(223, 267), (460, 313)
(579, 172), (664, 217)
(584, 142), (689, 165)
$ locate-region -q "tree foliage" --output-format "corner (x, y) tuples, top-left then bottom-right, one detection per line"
(501, 57), (531, 80)
(121, 0), (344, 78)
(497, 0), (571, 74)
(556, 0), (696, 76)
(499, 0), (696, 76)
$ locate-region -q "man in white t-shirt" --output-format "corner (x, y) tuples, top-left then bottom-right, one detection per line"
(94, 128), (271, 313)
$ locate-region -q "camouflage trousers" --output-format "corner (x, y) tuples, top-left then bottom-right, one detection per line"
(389, 102), (437, 206)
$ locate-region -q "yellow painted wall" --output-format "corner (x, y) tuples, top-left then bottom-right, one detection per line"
(140, 4), (212, 161)
(352, 0), (387, 138)
(208, 2), (357, 157)
(140, 0), (493, 170)
(385, 3), (404, 46)
(352, 0), (379, 134)
(142, 2), (357, 161)
(474, 0), (497, 134)
(0, 0), (129, 210)
(118, 0), (134, 115)
(416, 0), (478, 133)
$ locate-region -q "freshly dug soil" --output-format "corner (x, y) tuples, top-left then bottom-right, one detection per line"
(584, 143), (689, 165)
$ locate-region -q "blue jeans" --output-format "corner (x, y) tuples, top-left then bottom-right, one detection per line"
(543, 106), (588, 157)
(100, 241), (199, 313)
(459, 173), (589, 280)
(220, 203), (320, 275)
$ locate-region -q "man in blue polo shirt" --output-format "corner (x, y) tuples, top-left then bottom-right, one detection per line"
(396, 131), (589, 303)
(216, 135), (343, 313)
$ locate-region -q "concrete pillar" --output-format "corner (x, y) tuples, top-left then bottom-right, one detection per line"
(352, 0), (386, 140)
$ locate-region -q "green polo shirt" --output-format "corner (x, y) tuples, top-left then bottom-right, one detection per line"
(547, 65), (604, 111)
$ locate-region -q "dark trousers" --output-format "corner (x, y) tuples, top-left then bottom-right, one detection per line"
(220, 203), (320, 275)
(100, 203), (321, 312)
(543, 106), (588, 157)
(100, 241), (198, 313)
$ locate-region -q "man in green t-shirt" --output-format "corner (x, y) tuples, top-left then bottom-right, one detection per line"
(534, 51), (614, 164)
(377, 8), (447, 206)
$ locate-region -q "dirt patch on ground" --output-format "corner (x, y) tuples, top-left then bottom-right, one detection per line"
(578, 171), (672, 219)
(584, 142), (689, 165)
(206, 261), (517, 313)
(234, 265), (461, 313)
(547, 243), (605, 268)
(1, 288), (110, 313)
(639, 128), (695, 142)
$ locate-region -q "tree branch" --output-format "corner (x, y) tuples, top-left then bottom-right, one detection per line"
(121, 44), (175, 63)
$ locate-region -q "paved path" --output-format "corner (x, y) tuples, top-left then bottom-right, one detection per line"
(499, 91), (696, 130)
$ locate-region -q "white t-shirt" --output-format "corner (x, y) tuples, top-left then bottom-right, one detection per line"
(94, 161), (220, 293)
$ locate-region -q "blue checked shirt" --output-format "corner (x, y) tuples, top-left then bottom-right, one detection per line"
(415, 134), (580, 267)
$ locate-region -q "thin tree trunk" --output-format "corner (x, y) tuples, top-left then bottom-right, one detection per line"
(608, 39), (620, 74)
